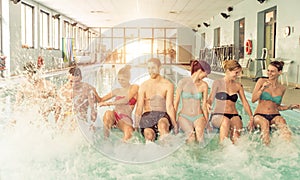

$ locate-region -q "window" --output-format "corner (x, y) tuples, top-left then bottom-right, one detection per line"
(63, 21), (71, 38)
(214, 27), (220, 47)
(21, 3), (34, 48)
(52, 16), (60, 49)
(40, 10), (50, 48)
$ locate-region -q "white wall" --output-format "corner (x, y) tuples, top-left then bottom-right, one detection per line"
(194, 0), (300, 85)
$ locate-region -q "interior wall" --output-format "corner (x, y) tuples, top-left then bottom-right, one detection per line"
(194, 0), (300, 85)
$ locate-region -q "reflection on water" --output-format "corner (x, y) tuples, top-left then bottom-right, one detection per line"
(0, 64), (300, 179)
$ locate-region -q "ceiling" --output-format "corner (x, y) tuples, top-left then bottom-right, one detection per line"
(34, 0), (245, 29)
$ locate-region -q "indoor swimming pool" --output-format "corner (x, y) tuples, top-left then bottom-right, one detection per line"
(0, 64), (300, 179)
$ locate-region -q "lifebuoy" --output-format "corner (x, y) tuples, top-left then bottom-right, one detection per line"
(245, 40), (252, 55)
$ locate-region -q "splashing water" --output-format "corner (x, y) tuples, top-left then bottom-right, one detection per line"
(0, 64), (300, 179)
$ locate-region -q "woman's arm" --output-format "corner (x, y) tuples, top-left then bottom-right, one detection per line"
(251, 78), (271, 103)
(173, 80), (183, 112)
(206, 80), (218, 112)
(202, 82), (209, 122)
(238, 83), (254, 130)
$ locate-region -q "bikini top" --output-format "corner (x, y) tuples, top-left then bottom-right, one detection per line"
(260, 91), (282, 105)
(115, 96), (137, 105)
(215, 92), (238, 102)
(181, 91), (202, 100)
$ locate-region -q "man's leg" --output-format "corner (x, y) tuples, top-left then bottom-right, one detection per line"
(143, 128), (156, 141)
(158, 117), (170, 139)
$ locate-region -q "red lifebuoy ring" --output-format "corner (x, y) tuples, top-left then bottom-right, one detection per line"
(245, 40), (252, 55)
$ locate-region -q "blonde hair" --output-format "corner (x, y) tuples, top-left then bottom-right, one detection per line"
(223, 60), (242, 71)
(118, 65), (131, 78)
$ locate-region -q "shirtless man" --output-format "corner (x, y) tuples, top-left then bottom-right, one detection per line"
(55, 67), (98, 129)
(135, 58), (178, 141)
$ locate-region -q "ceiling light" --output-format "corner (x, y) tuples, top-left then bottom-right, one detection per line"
(90, 10), (105, 13)
(203, 22), (210, 27)
(169, 10), (180, 14)
(220, 12), (230, 19)
(227, 6), (233, 12)
(52, 14), (61, 19)
(257, 0), (266, 4)
(11, 0), (21, 4)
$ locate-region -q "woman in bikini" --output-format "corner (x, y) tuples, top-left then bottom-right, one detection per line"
(98, 65), (139, 141)
(251, 61), (299, 145)
(174, 60), (211, 143)
(207, 60), (253, 144)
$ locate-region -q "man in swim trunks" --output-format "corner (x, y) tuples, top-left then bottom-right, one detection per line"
(135, 58), (178, 141)
(55, 67), (98, 130)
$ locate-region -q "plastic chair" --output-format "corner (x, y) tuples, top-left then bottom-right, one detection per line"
(260, 48), (268, 77)
(280, 60), (293, 86)
(255, 48), (268, 79)
(238, 58), (251, 77)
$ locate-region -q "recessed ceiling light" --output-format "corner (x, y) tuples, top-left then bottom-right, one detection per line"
(169, 10), (180, 14)
(91, 10), (104, 13)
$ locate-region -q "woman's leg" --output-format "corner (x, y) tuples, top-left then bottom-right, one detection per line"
(103, 110), (116, 138)
(178, 116), (195, 143)
(211, 115), (230, 143)
(254, 115), (270, 145)
(230, 116), (243, 144)
(271, 116), (292, 142)
(117, 117), (134, 141)
(194, 117), (207, 143)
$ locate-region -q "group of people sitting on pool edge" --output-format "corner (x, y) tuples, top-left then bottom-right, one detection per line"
(14, 58), (300, 145)
(95, 58), (300, 145)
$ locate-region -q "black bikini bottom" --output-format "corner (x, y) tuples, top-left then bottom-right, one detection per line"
(254, 113), (281, 121)
(209, 113), (242, 121)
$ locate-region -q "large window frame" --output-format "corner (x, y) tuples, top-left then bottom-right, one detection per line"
(21, 2), (34, 48)
(52, 16), (60, 50)
(40, 10), (50, 49)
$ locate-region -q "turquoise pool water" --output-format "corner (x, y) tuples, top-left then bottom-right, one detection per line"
(0, 64), (300, 179)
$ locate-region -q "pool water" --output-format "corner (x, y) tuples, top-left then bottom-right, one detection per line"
(0, 64), (300, 179)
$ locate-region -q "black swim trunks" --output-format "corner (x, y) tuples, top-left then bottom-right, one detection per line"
(140, 111), (173, 139)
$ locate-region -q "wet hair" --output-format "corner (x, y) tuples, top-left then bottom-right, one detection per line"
(223, 60), (242, 71)
(270, 60), (284, 71)
(191, 60), (211, 75)
(147, 58), (161, 67)
(118, 65), (131, 78)
(69, 67), (82, 78)
(23, 61), (37, 74)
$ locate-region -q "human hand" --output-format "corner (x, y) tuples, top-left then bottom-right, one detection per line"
(134, 127), (140, 133)
(173, 124), (179, 135)
(262, 81), (272, 89)
(247, 116), (255, 132)
(206, 123), (213, 133)
(289, 104), (300, 110)
(206, 103), (212, 113)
